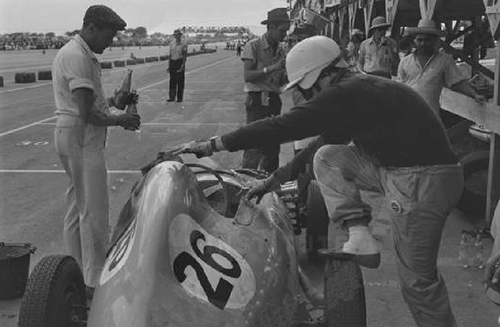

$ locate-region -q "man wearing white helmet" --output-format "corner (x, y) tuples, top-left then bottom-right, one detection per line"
(182, 35), (461, 327)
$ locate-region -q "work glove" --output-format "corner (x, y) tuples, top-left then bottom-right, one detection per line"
(117, 113), (141, 130)
(245, 174), (281, 204)
(182, 139), (216, 158)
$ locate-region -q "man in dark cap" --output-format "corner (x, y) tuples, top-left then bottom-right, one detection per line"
(52, 4), (141, 300)
(240, 7), (290, 173)
(167, 28), (188, 103)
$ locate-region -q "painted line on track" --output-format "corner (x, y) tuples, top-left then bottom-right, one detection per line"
(0, 169), (141, 174)
(0, 55), (234, 95)
(138, 56), (235, 91)
(38, 122), (242, 126)
(0, 82), (53, 94)
(0, 61), (163, 94)
(0, 116), (57, 138)
(0, 56), (236, 139)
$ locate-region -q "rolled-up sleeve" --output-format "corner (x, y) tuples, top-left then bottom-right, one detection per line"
(241, 41), (256, 63)
(62, 54), (95, 92)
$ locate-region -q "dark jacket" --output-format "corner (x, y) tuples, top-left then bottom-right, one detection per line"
(221, 71), (456, 177)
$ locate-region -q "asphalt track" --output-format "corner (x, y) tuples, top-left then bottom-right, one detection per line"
(0, 47), (498, 326)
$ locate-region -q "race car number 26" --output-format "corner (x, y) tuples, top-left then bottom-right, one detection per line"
(170, 214), (255, 310)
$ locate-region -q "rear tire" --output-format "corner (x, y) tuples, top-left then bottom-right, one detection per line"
(324, 254), (366, 327)
(457, 151), (489, 218)
(18, 255), (87, 327)
(306, 181), (329, 262)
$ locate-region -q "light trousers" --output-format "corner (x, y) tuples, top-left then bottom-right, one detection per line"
(54, 115), (109, 287)
(313, 144), (463, 327)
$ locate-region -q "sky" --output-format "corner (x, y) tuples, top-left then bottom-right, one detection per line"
(0, 0), (289, 36)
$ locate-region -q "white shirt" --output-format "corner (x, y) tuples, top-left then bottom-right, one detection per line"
(52, 35), (108, 117)
(397, 51), (465, 116)
(169, 40), (187, 60)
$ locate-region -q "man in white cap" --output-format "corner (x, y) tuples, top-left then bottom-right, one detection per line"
(52, 4), (141, 299)
(357, 16), (399, 78)
(398, 19), (485, 118)
(181, 35), (463, 327)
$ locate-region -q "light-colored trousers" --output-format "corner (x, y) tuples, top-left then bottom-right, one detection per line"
(54, 115), (109, 287)
(313, 144), (463, 327)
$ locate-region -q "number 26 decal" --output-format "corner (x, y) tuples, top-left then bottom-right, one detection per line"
(169, 214), (255, 310)
(173, 230), (241, 310)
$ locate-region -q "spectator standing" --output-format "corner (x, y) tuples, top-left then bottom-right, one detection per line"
(357, 16), (400, 78)
(52, 5), (141, 299)
(397, 19), (485, 119)
(236, 40), (242, 56)
(182, 35), (463, 327)
(167, 29), (187, 103)
(345, 29), (365, 69)
(240, 7), (290, 173)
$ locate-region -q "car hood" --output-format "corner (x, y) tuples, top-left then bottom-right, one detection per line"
(87, 161), (302, 327)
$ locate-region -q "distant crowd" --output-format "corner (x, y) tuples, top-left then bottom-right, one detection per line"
(0, 34), (67, 51)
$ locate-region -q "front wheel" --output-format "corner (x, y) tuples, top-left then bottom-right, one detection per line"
(18, 255), (87, 327)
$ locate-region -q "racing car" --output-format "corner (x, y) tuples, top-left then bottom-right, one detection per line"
(18, 149), (365, 327)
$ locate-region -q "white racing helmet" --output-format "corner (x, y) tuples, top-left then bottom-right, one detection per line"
(283, 35), (347, 91)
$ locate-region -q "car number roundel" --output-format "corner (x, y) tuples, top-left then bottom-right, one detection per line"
(169, 214), (256, 310)
(100, 219), (137, 285)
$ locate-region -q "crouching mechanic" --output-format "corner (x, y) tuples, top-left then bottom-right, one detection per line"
(181, 35), (462, 327)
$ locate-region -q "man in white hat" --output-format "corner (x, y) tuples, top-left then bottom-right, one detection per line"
(239, 7), (290, 173)
(398, 19), (485, 117)
(181, 35), (463, 327)
(357, 16), (399, 78)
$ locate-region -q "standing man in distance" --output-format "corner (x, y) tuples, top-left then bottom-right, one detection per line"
(167, 29), (188, 103)
(345, 29), (365, 69)
(52, 5), (141, 299)
(397, 19), (485, 119)
(357, 16), (400, 78)
(240, 7), (290, 173)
